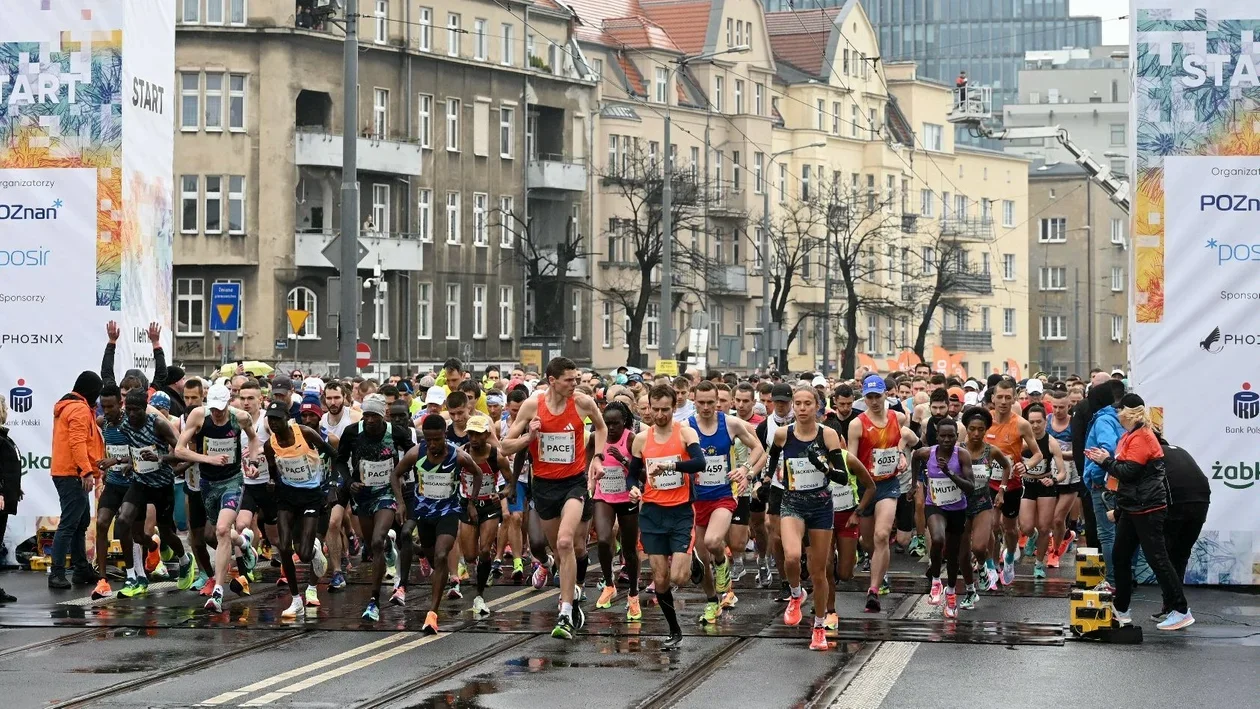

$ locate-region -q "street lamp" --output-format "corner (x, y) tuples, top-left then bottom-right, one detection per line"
(760, 142), (825, 371)
(660, 44), (750, 366)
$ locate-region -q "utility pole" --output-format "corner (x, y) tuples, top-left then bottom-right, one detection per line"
(338, 0), (361, 377)
(1072, 266), (1081, 376)
(821, 226), (833, 377)
(659, 93), (675, 364)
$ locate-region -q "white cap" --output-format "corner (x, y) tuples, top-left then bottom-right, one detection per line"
(964, 391), (979, 406)
(206, 384), (231, 411)
(1026, 379), (1044, 394)
(1111, 369), (1126, 377)
(302, 376), (325, 394)
(811, 375), (827, 388)
(963, 380), (980, 391)
(424, 387), (446, 406)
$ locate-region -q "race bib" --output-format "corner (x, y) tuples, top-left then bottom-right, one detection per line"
(929, 477), (963, 506)
(538, 432), (575, 464)
(106, 444), (130, 473)
(463, 472), (497, 498)
(872, 448), (899, 479)
(186, 464), (201, 490)
(971, 464), (989, 483)
(129, 446), (160, 474)
(598, 467), (627, 495)
(990, 464), (1007, 482)
(277, 456), (317, 484)
(648, 456), (682, 490)
(206, 436), (238, 462)
(831, 482), (856, 511)
(698, 456), (729, 487)
(361, 458), (393, 486)
(1023, 459), (1048, 481)
(786, 457), (826, 491)
(421, 470), (455, 499)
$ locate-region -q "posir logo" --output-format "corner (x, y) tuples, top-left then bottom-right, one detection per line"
(1198, 326), (1260, 353)
(0, 247), (50, 268)
(1234, 382), (1260, 420)
(8, 378), (33, 413)
(1211, 460), (1259, 490)
(0, 198), (62, 221)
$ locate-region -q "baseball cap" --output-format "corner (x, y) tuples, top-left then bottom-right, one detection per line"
(964, 391), (979, 406)
(861, 374), (887, 397)
(1026, 379), (1044, 394)
(627, 372), (644, 384)
(418, 375), (436, 389)
(206, 384), (231, 411)
(811, 375), (827, 388)
(302, 376), (325, 394)
(947, 387), (964, 402)
(149, 391), (171, 411)
(1111, 369), (1126, 378)
(271, 374), (294, 393)
(770, 383), (793, 402)
(465, 414), (491, 433)
(265, 400), (289, 420)
(424, 387), (446, 407)
(963, 380), (980, 391)
(361, 394), (387, 417)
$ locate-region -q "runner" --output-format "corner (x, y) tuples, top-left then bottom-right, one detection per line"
(179, 379), (215, 593)
(847, 374), (918, 613)
(320, 381), (361, 446)
(823, 416), (874, 627)
(688, 381), (765, 621)
(986, 379), (1042, 585)
(628, 384), (706, 650)
(502, 357), (607, 641)
(728, 383), (764, 583)
(1020, 404), (1067, 579)
(261, 402), (335, 619)
(234, 379), (277, 594)
(754, 383), (794, 599)
(459, 414), (508, 617)
(333, 394), (415, 622)
(91, 384), (132, 599)
(499, 388), (530, 583)
(961, 407), (1010, 597)
(912, 418), (977, 618)
(312, 391), (352, 591)
(1046, 390), (1079, 567)
(392, 414), (487, 635)
(767, 386), (859, 650)
(591, 401), (642, 621)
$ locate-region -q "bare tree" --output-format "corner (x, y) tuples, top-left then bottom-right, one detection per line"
(757, 191), (830, 371)
(496, 206), (591, 341)
(901, 219), (991, 361)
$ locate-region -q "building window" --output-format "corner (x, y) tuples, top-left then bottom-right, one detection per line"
(372, 88), (388, 137)
(732, 150), (741, 192)
(851, 103), (859, 137)
(499, 196), (515, 247)
(778, 163), (786, 202)
(417, 282), (432, 339)
(1111, 266), (1125, 292)
(920, 189), (934, 217)
(1110, 123), (1126, 146)
(831, 101), (840, 134)
(923, 123), (943, 151)
(1002, 199), (1015, 227)
(230, 0), (246, 25)
(446, 191), (461, 244)
(1040, 315), (1066, 340)
(445, 283), (460, 339)
(646, 302), (659, 348)
(754, 83), (764, 115)
(446, 98), (460, 151)
(204, 73), (223, 131)
(1111, 315), (1124, 342)
(1002, 253), (1016, 281)
(207, 0), (223, 25)
(866, 314), (877, 354)
(1111, 217), (1125, 244)
(182, 0), (199, 24)
(499, 107), (514, 158)
(447, 13), (461, 57)
(227, 175), (245, 234)
(734, 79), (743, 114)
(286, 287), (318, 339)
(204, 176), (222, 233)
(227, 74), (246, 131)
(816, 99), (825, 131)
(417, 189), (432, 242)
(1039, 217), (1066, 242)
(499, 286), (514, 338)
(175, 278), (204, 336)
(980, 306), (991, 332)
(374, 0), (388, 43)
(180, 73), (199, 131)
(654, 67), (667, 104)
(753, 152), (763, 193)
(373, 282), (390, 339)
(472, 192), (488, 246)
(921, 246), (936, 275)
(370, 183), (389, 234)
(1110, 158), (1127, 176)
(472, 284), (487, 338)
(418, 94), (432, 147)
(843, 48), (850, 75)
(754, 227), (764, 271)
(714, 76), (724, 112)
(801, 164), (811, 200)
(1003, 308), (1016, 336)
(571, 290), (582, 341)
(1038, 266), (1066, 291)
(501, 23), (514, 65)
(418, 7), (432, 51)
(180, 175), (198, 233)
(601, 301), (613, 348)
(473, 18), (488, 60)
(524, 289), (535, 337)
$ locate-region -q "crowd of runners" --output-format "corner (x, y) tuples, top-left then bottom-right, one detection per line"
(56, 323), (1200, 651)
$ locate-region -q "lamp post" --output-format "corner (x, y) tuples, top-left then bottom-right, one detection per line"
(760, 142), (825, 371)
(660, 44), (750, 364)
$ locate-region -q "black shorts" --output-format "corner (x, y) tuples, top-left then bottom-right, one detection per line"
(1020, 480), (1060, 501)
(595, 498), (640, 518)
(462, 498), (502, 525)
(995, 488), (1021, 519)
(925, 506), (967, 536)
(325, 479), (350, 509)
(531, 474), (593, 522)
(185, 485), (207, 530)
(122, 482), (175, 519)
(276, 483), (327, 518)
(639, 502), (694, 556)
(416, 510), (461, 549)
(749, 496), (766, 514)
(732, 496), (751, 526)
(241, 482), (279, 525)
(767, 486), (784, 517)
(895, 493), (916, 533)
(99, 481), (130, 514)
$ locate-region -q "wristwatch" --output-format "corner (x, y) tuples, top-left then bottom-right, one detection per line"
(594, 453), (606, 462)
(999, 484), (1008, 492)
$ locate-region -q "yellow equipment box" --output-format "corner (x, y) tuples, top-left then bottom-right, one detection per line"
(1070, 588), (1114, 635)
(1075, 547), (1105, 589)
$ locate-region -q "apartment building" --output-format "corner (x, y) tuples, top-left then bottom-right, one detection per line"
(171, 0), (595, 374)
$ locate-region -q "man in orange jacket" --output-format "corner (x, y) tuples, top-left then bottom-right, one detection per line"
(49, 371), (106, 589)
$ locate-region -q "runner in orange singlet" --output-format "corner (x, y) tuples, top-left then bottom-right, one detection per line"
(985, 379), (1042, 585)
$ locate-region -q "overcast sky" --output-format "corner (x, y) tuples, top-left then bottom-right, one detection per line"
(1073, 0), (1130, 45)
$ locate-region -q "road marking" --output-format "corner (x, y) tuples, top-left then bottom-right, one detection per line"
(828, 596), (933, 709)
(59, 581), (182, 607)
(495, 588), (559, 613)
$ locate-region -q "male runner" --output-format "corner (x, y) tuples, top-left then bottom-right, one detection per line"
(499, 388), (530, 583)
(729, 383), (764, 582)
(92, 385), (132, 599)
(235, 379), (277, 593)
(459, 415), (507, 616)
(502, 357), (607, 640)
(987, 379), (1043, 585)
(179, 379), (215, 593)
(320, 381), (361, 447)
(1019, 404), (1066, 579)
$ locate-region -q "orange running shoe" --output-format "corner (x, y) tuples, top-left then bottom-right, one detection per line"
(91, 579), (112, 600)
(809, 626), (828, 650)
(783, 589), (807, 626)
(145, 546), (161, 574)
(422, 610), (440, 635)
(199, 581), (216, 597)
(596, 585), (617, 609)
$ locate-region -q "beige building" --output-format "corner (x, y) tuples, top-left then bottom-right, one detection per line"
(171, 0), (595, 375)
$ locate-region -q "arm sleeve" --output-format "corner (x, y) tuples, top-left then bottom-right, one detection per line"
(627, 456), (644, 488)
(764, 443), (782, 482)
(151, 347), (168, 388)
(824, 448), (850, 485)
(100, 343), (116, 385)
(673, 442), (707, 473)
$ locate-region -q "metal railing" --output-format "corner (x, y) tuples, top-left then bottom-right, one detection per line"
(941, 329), (992, 352)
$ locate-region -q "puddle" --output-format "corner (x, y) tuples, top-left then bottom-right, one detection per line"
(70, 663), (159, 673)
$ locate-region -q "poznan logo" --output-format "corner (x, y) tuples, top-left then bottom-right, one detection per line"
(0, 199), (62, 221)
(1211, 460), (1259, 490)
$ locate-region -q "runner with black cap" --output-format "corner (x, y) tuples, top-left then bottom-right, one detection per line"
(753, 382), (793, 595)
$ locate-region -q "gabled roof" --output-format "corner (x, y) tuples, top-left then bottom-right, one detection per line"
(615, 52), (648, 96)
(604, 15), (682, 52)
(638, 0), (713, 56)
(764, 4), (852, 80)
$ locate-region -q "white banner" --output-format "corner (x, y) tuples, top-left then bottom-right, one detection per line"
(0, 0), (173, 537)
(1132, 1), (1260, 584)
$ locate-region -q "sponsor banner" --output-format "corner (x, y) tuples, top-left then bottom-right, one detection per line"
(1132, 1), (1260, 584)
(0, 1), (174, 519)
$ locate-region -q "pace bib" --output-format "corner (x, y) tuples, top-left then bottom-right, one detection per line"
(361, 458), (394, 486)
(277, 456), (317, 484)
(538, 432), (575, 464)
(647, 456), (682, 490)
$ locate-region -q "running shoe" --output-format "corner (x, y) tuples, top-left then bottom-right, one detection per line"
(384, 530), (398, 577)
(446, 580), (463, 600)
(1000, 558), (1016, 586)
(596, 585), (617, 609)
(199, 579), (216, 597)
(824, 612), (839, 630)
(1057, 530), (1076, 557)
(418, 557), (433, 579)
(149, 560), (170, 580)
(960, 587), (979, 610)
(1114, 608), (1132, 626)
(721, 590), (739, 609)
(943, 591), (958, 619)
(809, 626), (828, 651)
(312, 541), (328, 579)
(91, 579), (112, 600)
(422, 610), (440, 635)
(176, 556), (196, 590)
(362, 599), (380, 622)
(1033, 561), (1047, 579)
(1093, 581), (1116, 594)
(732, 559), (747, 581)
(574, 584), (587, 602)
(551, 615), (575, 640)
(715, 561), (732, 594)
(276, 576), (288, 588)
(783, 590), (806, 626)
(984, 564), (1000, 592)
(238, 529), (257, 574)
(928, 578), (944, 606)
(503, 545), (514, 560)
(1023, 530), (1038, 559)
(390, 587), (406, 606)
(690, 550), (704, 586)
(1046, 550), (1061, 569)
(864, 589), (881, 614)
(573, 601), (586, 630)
(1157, 610), (1195, 631)
(118, 576), (148, 598)
(860, 555), (871, 573)
(457, 559), (470, 582)
(204, 588), (224, 612)
(145, 546), (161, 574)
(230, 575), (251, 596)
(756, 564), (771, 589)
(472, 595), (491, 617)
(305, 585), (321, 607)
(281, 596), (305, 620)
(774, 582), (791, 603)
(329, 571), (347, 590)
(908, 535), (927, 558)
(160, 545), (174, 562)
(879, 575), (892, 596)
(491, 558), (503, 579)
(626, 596), (643, 621)
(531, 562), (550, 590)
(349, 534), (363, 558)
(511, 557), (524, 584)
(661, 632), (683, 651)
(699, 601), (721, 625)
(644, 581), (656, 594)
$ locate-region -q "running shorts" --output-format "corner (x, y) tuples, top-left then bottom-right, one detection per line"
(184, 485), (207, 529)
(833, 509), (860, 539)
(693, 497), (737, 528)
(507, 481), (528, 514)
(123, 482), (175, 518)
(895, 493), (916, 533)
(1021, 479), (1060, 501)
(98, 481), (129, 514)
(416, 510), (462, 548)
(461, 498), (502, 525)
(531, 474), (593, 522)
(858, 478), (901, 518)
(780, 492), (833, 531)
(200, 474), (244, 520)
(767, 486), (784, 517)
(276, 483), (327, 517)
(595, 498), (639, 518)
(732, 496), (751, 526)
(925, 506), (967, 535)
(241, 482), (279, 525)
(352, 486), (398, 516)
(639, 502), (694, 556)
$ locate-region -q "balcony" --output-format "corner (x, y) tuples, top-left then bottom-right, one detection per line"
(939, 216), (994, 241)
(295, 130), (422, 176)
(941, 329), (993, 352)
(527, 154), (587, 191)
(707, 265), (748, 295)
(942, 267), (993, 296)
(900, 214), (919, 233)
(707, 189), (747, 217)
(537, 247), (588, 278)
(294, 230), (424, 271)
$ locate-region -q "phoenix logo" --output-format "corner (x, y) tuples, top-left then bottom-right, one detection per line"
(1200, 327), (1223, 354)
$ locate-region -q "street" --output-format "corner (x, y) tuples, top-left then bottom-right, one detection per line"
(0, 554), (1254, 708)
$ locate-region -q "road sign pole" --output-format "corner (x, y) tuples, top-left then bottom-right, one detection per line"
(338, 0), (361, 378)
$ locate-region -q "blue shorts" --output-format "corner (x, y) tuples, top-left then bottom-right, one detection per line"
(352, 486), (397, 516)
(857, 478), (901, 518)
(780, 491), (834, 530)
(639, 502), (693, 556)
(507, 481), (528, 514)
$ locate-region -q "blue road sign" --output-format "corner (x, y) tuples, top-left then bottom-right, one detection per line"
(210, 282), (241, 332)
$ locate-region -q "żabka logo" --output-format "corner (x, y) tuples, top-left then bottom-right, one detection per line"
(1211, 461), (1258, 490)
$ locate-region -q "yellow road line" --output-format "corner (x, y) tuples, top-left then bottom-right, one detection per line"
(494, 588), (559, 613)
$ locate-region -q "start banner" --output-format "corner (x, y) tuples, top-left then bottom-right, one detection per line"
(1132, 1), (1260, 584)
(0, 0), (174, 531)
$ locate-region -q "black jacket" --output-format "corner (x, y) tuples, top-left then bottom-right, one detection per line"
(1099, 423), (1169, 514)
(0, 427), (21, 514)
(1162, 444), (1211, 507)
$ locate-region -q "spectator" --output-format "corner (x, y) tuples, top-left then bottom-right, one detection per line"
(0, 396), (21, 598)
(1156, 435), (1211, 584)
(49, 371), (106, 589)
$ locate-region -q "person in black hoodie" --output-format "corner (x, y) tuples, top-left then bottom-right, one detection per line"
(0, 397), (21, 601)
(1153, 432), (1211, 586)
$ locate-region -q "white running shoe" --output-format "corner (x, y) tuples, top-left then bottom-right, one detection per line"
(312, 540), (328, 579)
(472, 595), (491, 617)
(281, 596), (305, 620)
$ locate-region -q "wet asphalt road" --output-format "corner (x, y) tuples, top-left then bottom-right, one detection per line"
(0, 551), (1254, 709)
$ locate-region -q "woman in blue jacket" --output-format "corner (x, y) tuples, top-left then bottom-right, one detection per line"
(1083, 384), (1124, 588)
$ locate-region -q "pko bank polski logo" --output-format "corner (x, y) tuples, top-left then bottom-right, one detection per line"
(0, 199), (62, 221)
(8, 378), (33, 414)
(1233, 382), (1260, 420)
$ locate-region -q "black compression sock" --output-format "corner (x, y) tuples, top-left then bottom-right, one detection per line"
(477, 557), (492, 595)
(657, 589), (681, 634)
(577, 555), (589, 585)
